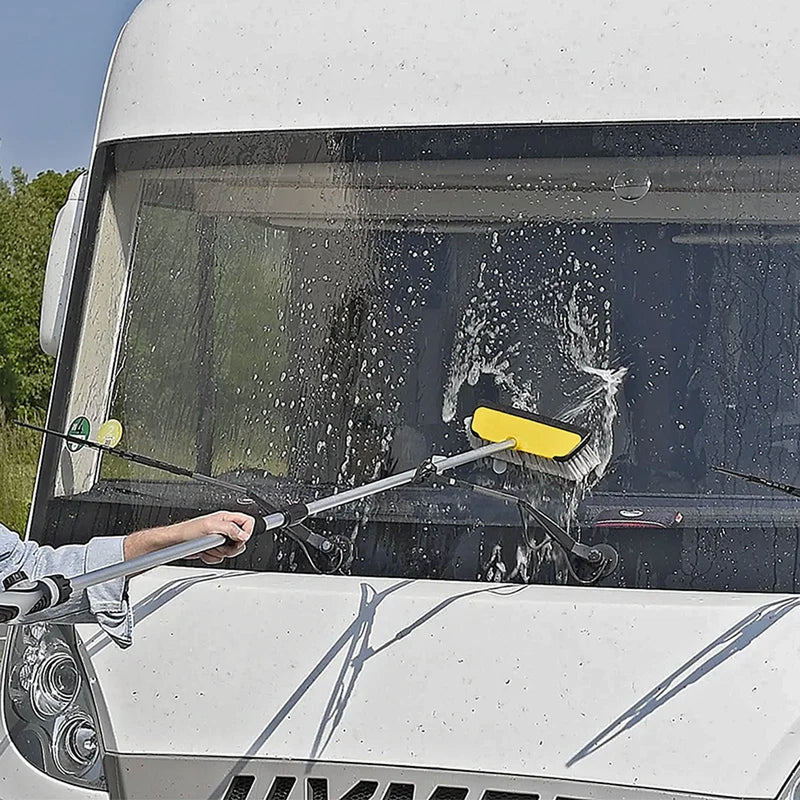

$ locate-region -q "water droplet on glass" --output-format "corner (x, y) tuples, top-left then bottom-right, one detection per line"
(612, 170), (652, 202)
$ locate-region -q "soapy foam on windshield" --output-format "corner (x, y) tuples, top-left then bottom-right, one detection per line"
(442, 225), (628, 583)
(241, 218), (625, 582)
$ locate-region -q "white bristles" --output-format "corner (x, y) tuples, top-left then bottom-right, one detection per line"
(465, 423), (603, 483)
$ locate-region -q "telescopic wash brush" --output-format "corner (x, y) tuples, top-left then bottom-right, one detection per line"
(0, 405), (607, 623)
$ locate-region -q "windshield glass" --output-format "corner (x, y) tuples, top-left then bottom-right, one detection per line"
(34, 122), (800, 592)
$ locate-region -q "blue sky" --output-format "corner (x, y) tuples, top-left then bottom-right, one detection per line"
(0, 0), (140, 180)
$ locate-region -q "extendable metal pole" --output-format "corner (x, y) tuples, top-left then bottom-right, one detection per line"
(0, 439), (515, 621)
(75, 438), (516, 591)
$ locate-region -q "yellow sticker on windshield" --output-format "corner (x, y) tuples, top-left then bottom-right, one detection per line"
(97, 419), (123, 448)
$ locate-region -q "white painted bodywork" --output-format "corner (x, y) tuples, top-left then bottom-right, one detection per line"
(40, 174), (87, 358)
(79, 568), (800, 798)
(98, 0), (800, 143)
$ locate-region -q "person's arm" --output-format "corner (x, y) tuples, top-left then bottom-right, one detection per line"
(0, 511), (255, 648)
(123, 511), (254, 563)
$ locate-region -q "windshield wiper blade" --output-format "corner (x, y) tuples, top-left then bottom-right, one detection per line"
(712, 464), (800, 498)
(14, 419), (339, 563)
(431, 476), (619, 584)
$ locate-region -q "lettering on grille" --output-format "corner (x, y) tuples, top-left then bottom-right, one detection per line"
(307, 779), (380, 800)
(261, 778), (539, 800)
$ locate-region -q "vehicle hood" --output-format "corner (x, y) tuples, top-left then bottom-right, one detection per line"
(78, 568), (800, 797)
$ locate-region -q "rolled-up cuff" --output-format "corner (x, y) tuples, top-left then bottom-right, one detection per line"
(83, 536), (133, 648)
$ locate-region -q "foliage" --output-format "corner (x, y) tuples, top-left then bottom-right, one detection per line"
(0, 166), (82, 420)
(0, 165), (81, 529)
(0, 410), (44, 533)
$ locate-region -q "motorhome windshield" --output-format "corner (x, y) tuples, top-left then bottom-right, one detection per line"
(34, 122), (800, 591)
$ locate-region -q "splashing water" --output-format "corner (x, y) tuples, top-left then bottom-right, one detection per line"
(441, 226), (628, 583)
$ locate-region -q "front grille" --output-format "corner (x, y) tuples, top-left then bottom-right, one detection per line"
(104, 753), (726, 800)
(309, 779), (380, 800)
(309, 778), (329, 800)
(224, 775), (256, 800)
(383, 784), (415, 800)
(343, 781), (380, 800)
(267, 777), (298, 800)
(429, 788), (469, 800)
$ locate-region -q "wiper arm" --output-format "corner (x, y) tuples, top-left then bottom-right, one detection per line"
(712, 464), (800, 498)
(14, 420), (344, 572)
(431, 476), (619, 584)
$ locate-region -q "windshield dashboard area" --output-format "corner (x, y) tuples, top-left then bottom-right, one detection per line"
(34, 122), (800, 593)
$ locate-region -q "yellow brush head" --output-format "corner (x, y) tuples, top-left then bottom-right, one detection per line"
(470, 404), (590, 461)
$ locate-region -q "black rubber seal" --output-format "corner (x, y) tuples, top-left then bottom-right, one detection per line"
(282, 502), (310, 527)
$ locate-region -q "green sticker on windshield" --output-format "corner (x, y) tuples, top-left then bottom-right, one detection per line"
(66, 416), (90, 452)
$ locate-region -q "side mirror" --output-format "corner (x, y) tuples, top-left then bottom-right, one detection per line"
(39, 172), (88, 357)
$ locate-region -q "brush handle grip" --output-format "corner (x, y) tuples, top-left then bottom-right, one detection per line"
(0, 572), (72, 622)
(252, 515), (267, 536)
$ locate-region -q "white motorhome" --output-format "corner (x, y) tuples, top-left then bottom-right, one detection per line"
(5, 0), (800, 797)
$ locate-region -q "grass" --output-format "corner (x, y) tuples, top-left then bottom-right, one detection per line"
(0, 415), (43, 534)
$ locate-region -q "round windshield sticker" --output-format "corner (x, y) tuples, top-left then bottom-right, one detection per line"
(97, 419), (123, 447)
(66, 416), (90, 452)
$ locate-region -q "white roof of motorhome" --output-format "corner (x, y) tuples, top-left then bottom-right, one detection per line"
(98, 0), (800, 144)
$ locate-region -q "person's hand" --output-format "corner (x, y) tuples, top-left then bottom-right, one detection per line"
(179, 511), (255, 565)
(123, 511), (255, 564)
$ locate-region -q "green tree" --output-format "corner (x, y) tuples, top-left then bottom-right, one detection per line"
(0, 164), (82, 531)
(0, 166), (82, 419)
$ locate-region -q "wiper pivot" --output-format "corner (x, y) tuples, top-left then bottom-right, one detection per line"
(435, 477), (619, 584)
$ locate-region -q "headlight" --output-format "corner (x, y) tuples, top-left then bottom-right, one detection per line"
(3, 622), (106, 791)
(52, 710), (99, 777)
